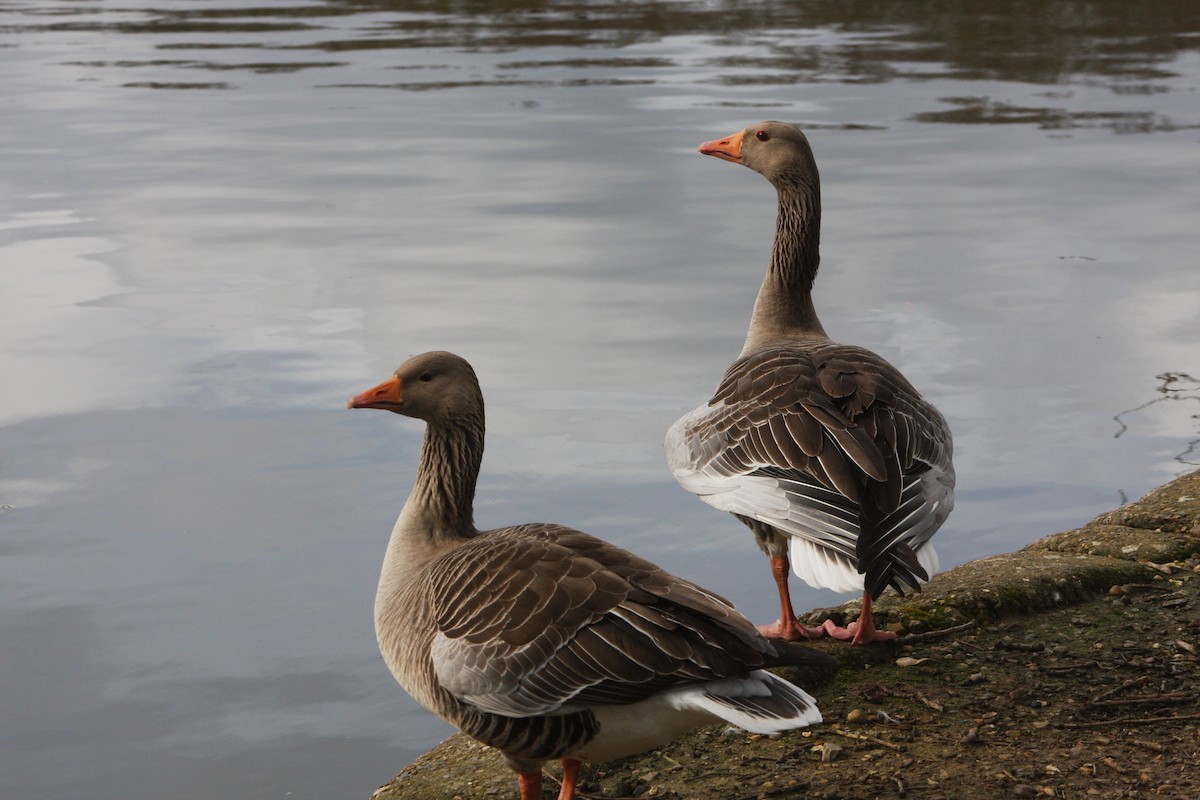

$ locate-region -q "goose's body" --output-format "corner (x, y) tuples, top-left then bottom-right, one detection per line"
(665, 123), (955, 644)
(351, 351), (832, 799)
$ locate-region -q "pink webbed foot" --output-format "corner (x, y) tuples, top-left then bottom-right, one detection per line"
(757, 618), (828, 641)
(819, 617), (897, 644)
(759, 554), (826, 640)
(818, 592), (898, 645)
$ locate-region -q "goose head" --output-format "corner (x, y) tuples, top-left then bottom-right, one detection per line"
(699, 121), (818, 187)
(348, 350), (482, 427)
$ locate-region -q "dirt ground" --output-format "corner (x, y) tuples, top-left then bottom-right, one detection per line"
(373, 470), (1200, 800)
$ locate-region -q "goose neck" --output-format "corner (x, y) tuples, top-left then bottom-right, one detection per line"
(743, 181), (825, 351)
(410, 418), (482, 537)
(379, 414), (483, 599)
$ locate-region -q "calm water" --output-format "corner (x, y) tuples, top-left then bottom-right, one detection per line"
(2, 2), (1198, 798)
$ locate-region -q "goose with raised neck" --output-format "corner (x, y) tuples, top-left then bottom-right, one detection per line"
(665, 122), (955, 644)
(350, 350), (833, 799)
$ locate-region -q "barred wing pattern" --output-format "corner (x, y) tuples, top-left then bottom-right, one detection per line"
(425, 524), (820, 718)
(666, 344), (955, 598)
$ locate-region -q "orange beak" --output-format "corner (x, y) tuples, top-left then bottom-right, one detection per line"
(698, 129), (744, 163)
(348, 375), (404, 412)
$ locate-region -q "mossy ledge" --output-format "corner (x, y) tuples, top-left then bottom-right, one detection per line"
(371, 469), (1200, 800)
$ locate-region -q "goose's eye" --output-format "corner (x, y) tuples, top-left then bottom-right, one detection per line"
(755, 130), (770, 142)
(419, 371), (432, 382)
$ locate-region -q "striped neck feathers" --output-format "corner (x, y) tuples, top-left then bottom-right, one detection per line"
(409, 413), (483, 539)
(744, 171), (826, 352)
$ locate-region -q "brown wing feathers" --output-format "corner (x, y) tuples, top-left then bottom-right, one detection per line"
(708, 345), (938, 598)
(429, 525), (813, 716)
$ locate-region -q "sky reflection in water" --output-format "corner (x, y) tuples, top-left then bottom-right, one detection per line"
(2, 2), (1199, 798)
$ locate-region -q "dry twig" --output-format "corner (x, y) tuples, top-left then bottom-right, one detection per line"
(828, 726), (905, 751)
(1090, 676), (1151, 703)
(1060, 713), (1200, 729)
(1085, 692), (1189, 709)
(902, 620), (978, 644)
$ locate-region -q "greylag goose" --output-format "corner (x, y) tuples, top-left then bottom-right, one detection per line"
(349, 351), (833, 800)
(665, 122), (955, 645)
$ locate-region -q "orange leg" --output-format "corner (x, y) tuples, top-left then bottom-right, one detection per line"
(821, 591), (898, 644)
(556, 758), (581, 800)
(757, 555), (828, 641)
(518, 771), (543, 800)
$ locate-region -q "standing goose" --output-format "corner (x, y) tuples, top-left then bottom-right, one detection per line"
(665, 122), (955, 645)
(350, 351), (832, 800)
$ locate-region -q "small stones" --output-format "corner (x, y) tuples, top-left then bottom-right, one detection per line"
(812, 742), (843, 762)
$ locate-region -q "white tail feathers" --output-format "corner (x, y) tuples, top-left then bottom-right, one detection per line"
(666, 670), (822, 734)
(789, 536), (939, 594)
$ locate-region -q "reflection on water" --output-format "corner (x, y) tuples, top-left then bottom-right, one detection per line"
(2, 1), (1198, 799)
(1114, 372), (1200, 466)
(6, 0), (1198, 130)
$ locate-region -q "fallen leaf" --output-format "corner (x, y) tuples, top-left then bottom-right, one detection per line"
(917, 692), (943, 712)
(895, 656), (928, 667)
